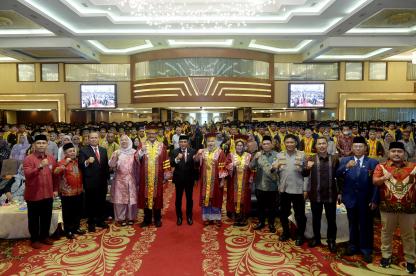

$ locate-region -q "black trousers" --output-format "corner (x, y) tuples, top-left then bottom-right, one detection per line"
(27, 198), (53, 242)
(85, 186), (107, 225)
(255, 189), (277, 227)
(175, 182), (193, 219)
(144, 208), (161, 224)
(280, 192), (306, 238)
(61, 194), (82, 233)
(310, 201), (337, 241)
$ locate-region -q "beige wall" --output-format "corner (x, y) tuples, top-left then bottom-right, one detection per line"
(109, 112), (151, 122)
(5, 111), (16, 124)
(0, 57), (413, 123)
(0, 62), (130, 122)
(347, 100), (414, 108)
(253, 110), (308, 121)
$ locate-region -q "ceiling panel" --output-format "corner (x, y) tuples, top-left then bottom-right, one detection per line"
(97, 39), (148, 49)
(88, 0), (313, 17)
(253, 39), (305, 49)
(325, 47), (379, 55)
(0, 0), (415, 62)
(0, 53), (19, 62)
(13, 48), (85, 58)
(358, 9), (416, 28)
(0, 10), (43, 29)
(14, 0), (361, 35)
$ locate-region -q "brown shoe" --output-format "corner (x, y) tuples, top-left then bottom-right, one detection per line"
(31, 241), (43, 249)
(215, 220), (222, 227)
(40, 238), (54, 245)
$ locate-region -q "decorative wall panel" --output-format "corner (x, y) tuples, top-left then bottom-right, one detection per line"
(131, 48), (274, 103)
(132, 77), (272, 103)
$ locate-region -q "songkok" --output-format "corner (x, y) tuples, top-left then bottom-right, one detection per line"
(262, 135), (272, 142)
(352, 136), (366, 144)
(63, 143), (75, 151)
(34, 134), (47, 142)
(179, 135), (189, 141)
(389, 141), (405, 150)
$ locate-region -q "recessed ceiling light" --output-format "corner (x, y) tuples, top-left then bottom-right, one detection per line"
(167, 39), (234, 46)
(87, 40), (153, 54)
(248, 40), (313, 53)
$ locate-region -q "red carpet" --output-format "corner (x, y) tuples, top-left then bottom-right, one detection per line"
(0, 182), (411, 275)
(137, 184), (204, 276)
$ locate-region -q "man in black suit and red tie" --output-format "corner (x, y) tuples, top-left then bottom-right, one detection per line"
(79, 131), (110, 232)
(170, 135), (197, 225)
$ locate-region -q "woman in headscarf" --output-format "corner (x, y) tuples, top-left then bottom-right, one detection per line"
(57, 135), (73, 161)
(226, 134), (253, 226)
(0, 164), (25, 205)
(10, 135), (30, 161)
(109, 134), (139, 226)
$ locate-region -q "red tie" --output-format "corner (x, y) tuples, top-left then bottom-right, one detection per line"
(94, 147), (100, 162)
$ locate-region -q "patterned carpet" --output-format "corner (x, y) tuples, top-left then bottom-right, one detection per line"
(0, 183), (411, 275)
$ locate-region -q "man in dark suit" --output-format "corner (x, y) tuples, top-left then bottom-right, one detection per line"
(336, 136), (379, 263)
(170, 135), (197, 225)
(79, 132), (110, 232)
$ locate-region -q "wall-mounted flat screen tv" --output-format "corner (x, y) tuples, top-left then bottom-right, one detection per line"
(80, 84), (117, 109)
(288, 83), (325, 108)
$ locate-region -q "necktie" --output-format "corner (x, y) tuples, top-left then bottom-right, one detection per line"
(355, 158), (362, 177)
(94, 147), (100, 162)
(182, 148), (186, 161)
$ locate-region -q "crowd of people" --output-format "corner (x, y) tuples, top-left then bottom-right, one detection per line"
(0, 119), (415, 273)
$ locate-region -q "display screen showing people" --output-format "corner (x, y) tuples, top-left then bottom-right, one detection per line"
(81, 84), (117, 109)
(288, 83), (325, 108)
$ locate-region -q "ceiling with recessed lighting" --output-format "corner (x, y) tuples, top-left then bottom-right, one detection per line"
(0, 0), (414, 62)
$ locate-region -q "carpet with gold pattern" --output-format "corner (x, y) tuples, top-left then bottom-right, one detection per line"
(0, 183), (410, 275)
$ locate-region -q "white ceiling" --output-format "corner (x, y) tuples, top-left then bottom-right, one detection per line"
(0, 0), (414, 62)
